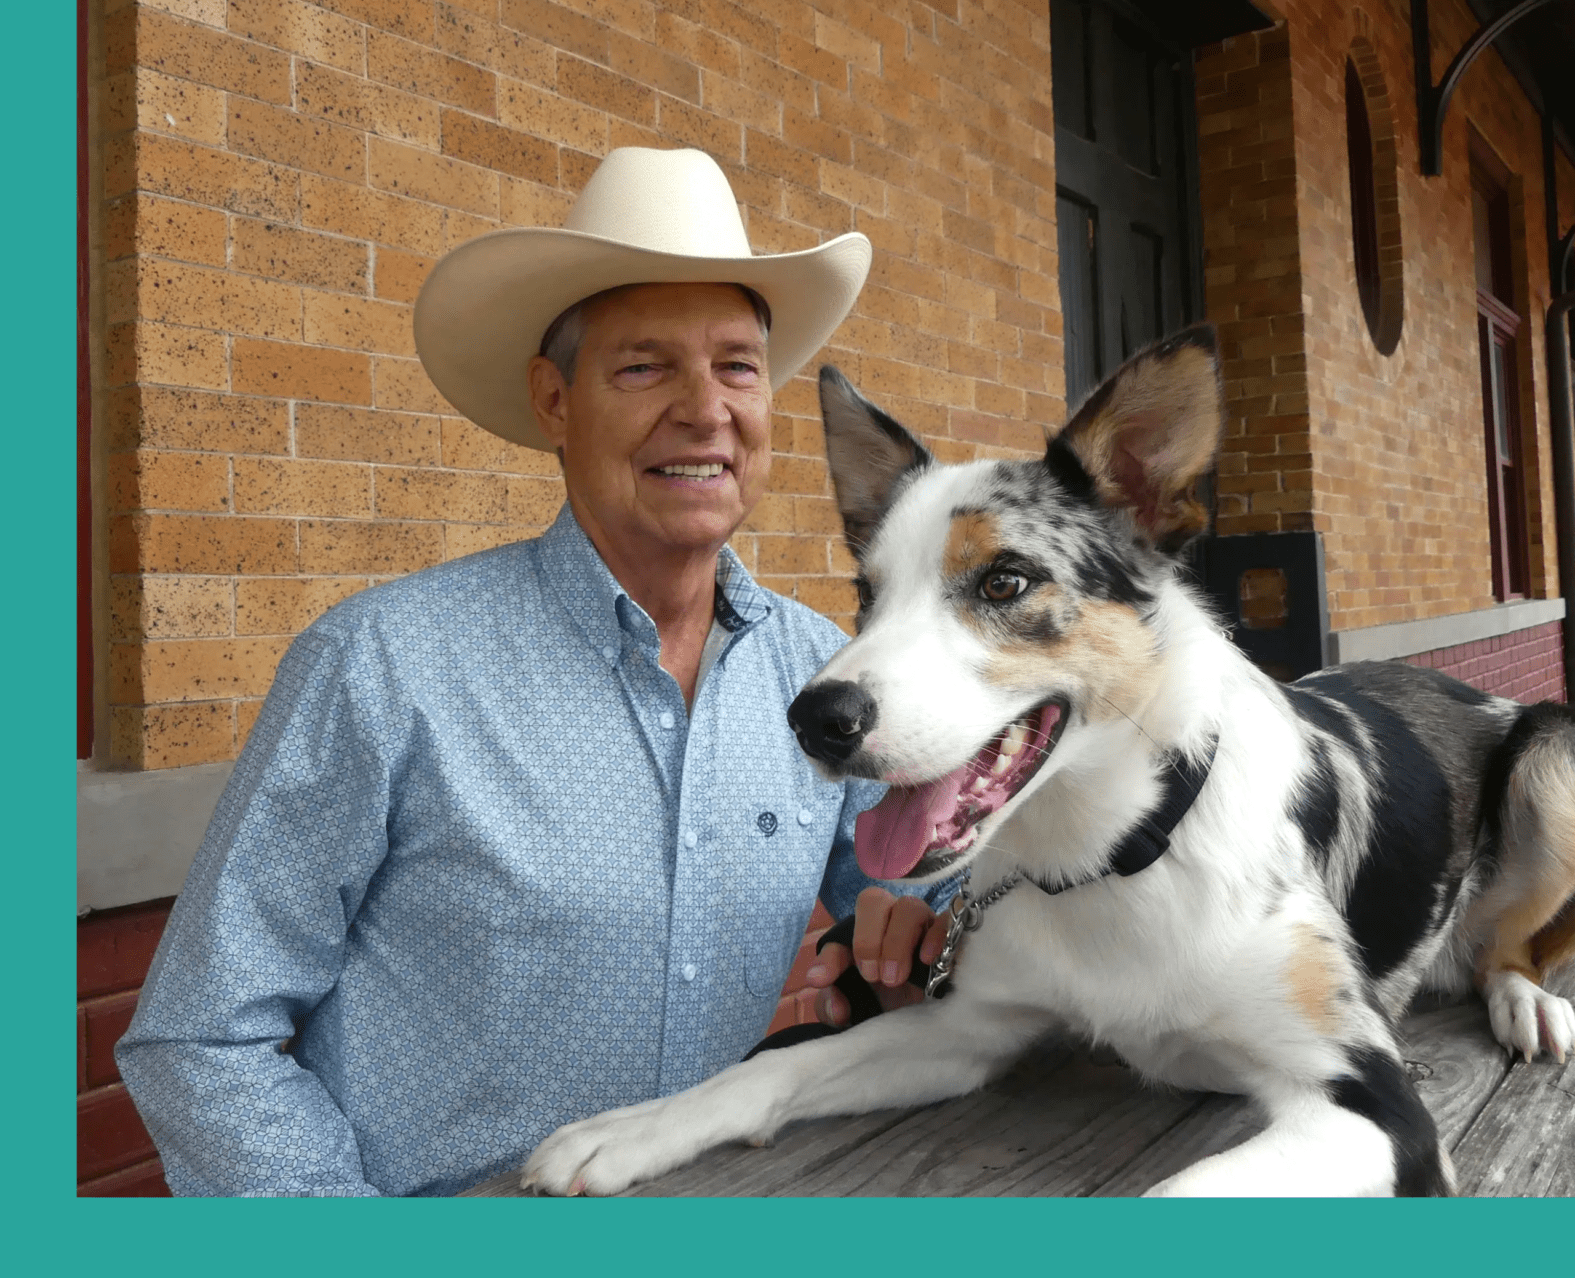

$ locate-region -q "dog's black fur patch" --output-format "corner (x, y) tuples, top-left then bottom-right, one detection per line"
(1327, 1047), (1449, 1196)
(1289, 737), (1341, 868)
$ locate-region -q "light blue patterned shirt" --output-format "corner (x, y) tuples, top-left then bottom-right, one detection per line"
(117, 505), (935, 1197)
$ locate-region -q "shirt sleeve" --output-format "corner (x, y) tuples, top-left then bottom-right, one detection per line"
(818, 777), (959, 920)
(115, 622), (394, 1197)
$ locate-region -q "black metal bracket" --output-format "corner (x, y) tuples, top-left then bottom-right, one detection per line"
(1414, 0), (1554, 177)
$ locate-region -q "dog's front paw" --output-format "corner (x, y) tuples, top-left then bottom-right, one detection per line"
(520, 1099), (701, 1196)
(1483, 970), (1574, 1063)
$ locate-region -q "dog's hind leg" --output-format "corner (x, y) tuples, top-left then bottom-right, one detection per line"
(521, 996), (1051, 1195)
(1469, 704), (1575, 1063)
(1146, 1047), (1454, 1198)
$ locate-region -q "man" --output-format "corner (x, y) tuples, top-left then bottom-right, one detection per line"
(118, 148), (945, 1197)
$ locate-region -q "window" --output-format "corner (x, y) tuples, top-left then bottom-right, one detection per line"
(1343, 47), (1402, 354)
(1471, 156), (1529, 599)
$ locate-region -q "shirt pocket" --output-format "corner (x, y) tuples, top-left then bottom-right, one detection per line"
(740, 778), (844, 998)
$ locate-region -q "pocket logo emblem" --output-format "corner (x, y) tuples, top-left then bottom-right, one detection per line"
(756, 811), (778, 836)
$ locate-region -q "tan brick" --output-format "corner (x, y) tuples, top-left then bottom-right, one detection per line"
(440, 418), (563, 475)
(106, 193), (226, 266)
(499, 76), (609, 153)
(110, 575), (234, 640)
(110, 449), (231, 513)
(121, 258), (302, 341)
(500, 0), (611, 63)
(656, 95), (741, 161)
(293, 403), (439, 466)
(607, 27), (699, 102)
(435, 1), (556, 86)
(116, 386), (290, 454)
(654, 11), (739, 79)
(793, 575), (857, 616)
(301, 174), (447, 256)
(106, 321), (228, 391)
(232, 218), (369, 293)
(503, 474), (566, 525)
(138, 0), (229, 25)
(374, 356), (454, 413)
(126, 7), (292, 104)
(236, 698), (266, 750)
(317, 0), (433, 40)
(233, 337), (372, 403)
(368, 135), (499, 216)
(118, 636), (293, 703)
(234, 457), (372, 517)
(558, 56), (655, 125)
(236, 575), (368, 633)
(440, 110), (558, 183)
(813, 12), (880, 75)
(226, 0), (366, 75)
(113, 512), (298, 574)
(444, 522), (538, 558)
(302, 291), (416, 356)
(299, 519), (445, 573)
(499, 176), (575, 227)
(295, 60), (442, 150)
(134, 133), (299, 222)
(371, 247), (433, 304)
(105, 66), (227, 147)
(374, 468), (508, 521)
(228, 97), (366, 182)
(368, 29), (497, 117)
(111, 701), (235, 769)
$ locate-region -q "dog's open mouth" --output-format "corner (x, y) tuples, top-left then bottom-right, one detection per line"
(853, 699), (1069, 880)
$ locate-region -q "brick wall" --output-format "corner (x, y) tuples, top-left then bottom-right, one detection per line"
(1276, 0), (1564, 634)
(77, 899), (174, 1196)
(91, 0), (1063, 771)
(1403, 620), (1566, 704)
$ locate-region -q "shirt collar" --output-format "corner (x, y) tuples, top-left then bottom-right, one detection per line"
(538, 503), (773, 659)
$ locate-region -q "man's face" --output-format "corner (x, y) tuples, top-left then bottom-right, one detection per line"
(535, 282), (772, 561)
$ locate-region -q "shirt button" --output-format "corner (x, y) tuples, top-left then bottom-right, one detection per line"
(683, 829), (698, 849)
(681, 963), (697, 982)
(601, 645), (616, 662)
(659, 711), (675, 729)
(797, 808), (813, 826)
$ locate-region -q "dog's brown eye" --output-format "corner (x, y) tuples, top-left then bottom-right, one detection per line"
(980, 572), (1028, 602)
(855, 577), (875, 610)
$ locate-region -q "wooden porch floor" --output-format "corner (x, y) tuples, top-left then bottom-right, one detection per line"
(466, 976), (1574, 1197)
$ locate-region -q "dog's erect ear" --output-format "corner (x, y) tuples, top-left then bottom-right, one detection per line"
(818, 366), (933, 556)
(1049, 324), (1223, 553)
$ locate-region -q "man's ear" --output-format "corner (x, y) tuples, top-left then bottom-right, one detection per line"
(528, 355), (571, 453)
(818, 366), (933, 557)
(1051, 324), (1223, 553)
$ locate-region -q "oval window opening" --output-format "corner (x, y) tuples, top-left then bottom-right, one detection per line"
(1343, 50), (1402, 355)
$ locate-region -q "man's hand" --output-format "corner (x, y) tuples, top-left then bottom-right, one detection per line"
(805, 887), (948, 1027)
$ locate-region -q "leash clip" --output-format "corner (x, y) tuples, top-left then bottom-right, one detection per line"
(925, 876), (982, 999)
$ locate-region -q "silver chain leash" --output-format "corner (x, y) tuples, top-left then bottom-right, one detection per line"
(924, 866), (1026, 998)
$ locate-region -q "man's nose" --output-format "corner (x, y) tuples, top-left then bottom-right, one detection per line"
(787, 680), (877, 769)
(672, 368), (732, 431)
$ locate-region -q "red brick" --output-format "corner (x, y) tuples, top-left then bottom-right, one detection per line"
(78, 1086), (159, 1182)
(78, 900), (173, 1000)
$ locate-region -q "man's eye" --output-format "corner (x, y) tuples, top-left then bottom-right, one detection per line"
(618, 362), (660, 376)
(854, 578), (875, 610)
(979, 572), (1028, 602)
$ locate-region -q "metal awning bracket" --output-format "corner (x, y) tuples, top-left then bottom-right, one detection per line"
(1413, 0), (1555, 177)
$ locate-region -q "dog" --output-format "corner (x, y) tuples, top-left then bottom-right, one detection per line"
(522, 324), (1575, 1196)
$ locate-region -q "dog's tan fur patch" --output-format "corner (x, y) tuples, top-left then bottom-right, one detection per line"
(1285, 923), (1340, 1035)
(983, 600), (1158, 722)
(942, 511), (1003, 579)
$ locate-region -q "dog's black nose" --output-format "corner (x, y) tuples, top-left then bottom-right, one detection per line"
(787, 680), (877, 768)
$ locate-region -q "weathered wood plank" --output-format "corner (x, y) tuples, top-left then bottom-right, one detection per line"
(1399, 999), (1512, 1148)
(1450, 1053), (1575, 1196)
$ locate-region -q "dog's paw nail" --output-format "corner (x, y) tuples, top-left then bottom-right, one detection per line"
(569, 1176), (586, 1196)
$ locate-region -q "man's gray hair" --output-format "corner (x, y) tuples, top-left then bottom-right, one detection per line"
(538, 283), (772, 384)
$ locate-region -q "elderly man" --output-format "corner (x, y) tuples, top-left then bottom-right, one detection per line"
(117, 148), (945, 1197)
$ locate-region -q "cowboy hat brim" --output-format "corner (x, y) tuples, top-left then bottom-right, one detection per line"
(413, 227), (873, 452)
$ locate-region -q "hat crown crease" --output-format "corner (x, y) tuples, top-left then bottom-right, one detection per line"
(563, 148), (753, 259)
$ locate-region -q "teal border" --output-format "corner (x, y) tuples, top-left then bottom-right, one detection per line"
(24, 1), (1567, 1269)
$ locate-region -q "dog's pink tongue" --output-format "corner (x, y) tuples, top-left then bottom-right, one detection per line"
(854, 767), (969, 880)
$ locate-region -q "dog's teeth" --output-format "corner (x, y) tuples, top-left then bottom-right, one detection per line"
(970, 776), (990, 794)
(991, 751), (1013, 776)
(1001, 722), (1028, 756)
(956, 826), (977, 850)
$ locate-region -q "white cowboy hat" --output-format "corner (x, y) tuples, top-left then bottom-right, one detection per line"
(413, 147), (872, 452)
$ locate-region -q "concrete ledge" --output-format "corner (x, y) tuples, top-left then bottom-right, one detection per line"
(1326, 598), (1567, 664)
(77, 761), (234, 913)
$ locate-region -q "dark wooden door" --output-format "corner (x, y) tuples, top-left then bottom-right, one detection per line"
(1052, 0), (1200, 411)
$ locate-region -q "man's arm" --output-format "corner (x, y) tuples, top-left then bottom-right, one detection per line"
(115, 625), (393, 1196)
